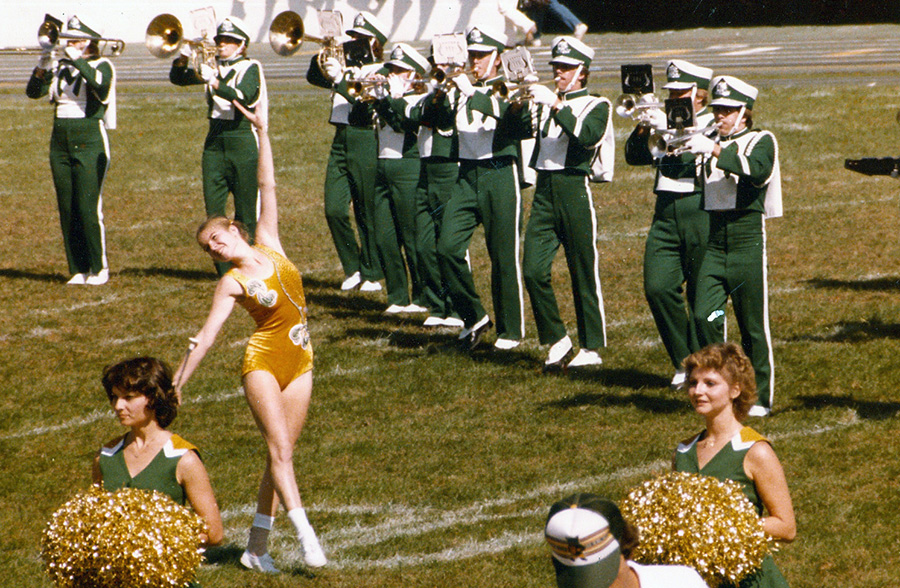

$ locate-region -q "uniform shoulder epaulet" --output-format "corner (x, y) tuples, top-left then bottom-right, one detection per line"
(733, 426), (768, 451)
(165, 434), (200, 459)
(99, 434), (127, 456)
(675, 431), (702, 453)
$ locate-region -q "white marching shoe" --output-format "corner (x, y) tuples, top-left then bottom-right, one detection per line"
(240, 550), (280, 574)
(85, 268), (109, 285)
(748, 405), (771, 417)
(670, 369), (687, 390)
(359, 280), (382, 292)
(567, 349), (603, 368)
(66, 273), (86, 285)
(298, 528), (327, 568)
(340, 271), (361, 290)
(545, 335), (573, 367)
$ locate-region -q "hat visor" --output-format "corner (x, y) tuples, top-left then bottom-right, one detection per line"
(349, 27), (375, 38)
(215, 32), (245, 42)
(549, 56), (583, 66)
(552, 556), (620, 588)
(663, 81), (695, 90)
(709, 98), (745, 108)
(467, 43), (498, 53)
(386, 60), (414, 71)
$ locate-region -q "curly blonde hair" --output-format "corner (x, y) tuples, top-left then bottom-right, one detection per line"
(683, 342), (757, 421)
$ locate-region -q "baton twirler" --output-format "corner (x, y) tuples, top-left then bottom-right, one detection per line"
(173, 337), (199, 391)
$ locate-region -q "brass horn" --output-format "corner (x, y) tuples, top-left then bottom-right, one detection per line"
(269, 10), (344, 68)
(648, 123), (721, 158)
(615, 93), (663, 119)
(145, 14), (216, 70)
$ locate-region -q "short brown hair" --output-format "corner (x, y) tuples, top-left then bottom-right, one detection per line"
(683, 343), (757, 421)
(101, 357), (178, 428)
(196, 215), (249, 244)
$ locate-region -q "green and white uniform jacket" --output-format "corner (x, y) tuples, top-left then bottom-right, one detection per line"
(703, 127), (782, 219)
(529, 88), (613, 179)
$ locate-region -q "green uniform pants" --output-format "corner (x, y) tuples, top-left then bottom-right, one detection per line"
(49, 118), (109, 276)
(323, 125), (362, 279)
(344, 125), (383, 282)
(694, 210), (774, 409)
(374, 157), (423, 306)
(202, 127), (258, 275)
(437, 158), (524, 340)
(523, 171), (605, 350)
(416, 158), (459, 317)
(644, 192), (709, 369)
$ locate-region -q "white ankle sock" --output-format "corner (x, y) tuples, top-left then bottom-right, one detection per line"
(287, 508), (312, 534)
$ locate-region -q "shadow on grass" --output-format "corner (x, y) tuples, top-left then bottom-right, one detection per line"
(540, 378), (687, 414)
(0, 268), (68, 283)
(806, 276), (900, 292)
(204, 544), (317, 577)
(307, 290), (390, 315)
(786, 317), (900, 342)
(796, 394), (900, 420)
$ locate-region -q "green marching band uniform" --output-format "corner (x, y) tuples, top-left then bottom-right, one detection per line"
(26, 16), (114, 285)
(522, 36), (614, 367)
(410, 57), (462, 325)
(372, 44), (434, 310)
(694, 76), (782, 413)
(435, 26), (531, 347)
(675, 426), (790, 588)
(169, 17), (265, 275)
(625, 60), (714, 381)
(308, 12), (388, 291)
(99, 433), (203, 588)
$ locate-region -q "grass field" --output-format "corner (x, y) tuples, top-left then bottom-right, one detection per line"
(2, 54), (900, 588)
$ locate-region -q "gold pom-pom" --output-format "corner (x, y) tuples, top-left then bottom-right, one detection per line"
(620, 471), (771, 588)
(41, 485), (207, 588)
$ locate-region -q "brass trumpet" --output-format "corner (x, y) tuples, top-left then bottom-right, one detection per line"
(145, 13), (216, 70)
(648, 123), (721, 158)
(269, 10), (344, 69)
(492, 79), (552, 104)
(1, 14), (125, 57)
(615, 93), (664, 120)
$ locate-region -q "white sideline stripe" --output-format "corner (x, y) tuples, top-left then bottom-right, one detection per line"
(214, 419), (862, 570)
(790, 196), (894, 211)
(29, 285), (188, 317)
(0, 387), (244, 440)
(723, 46), (781, 56)
(104, 328), (196, 346)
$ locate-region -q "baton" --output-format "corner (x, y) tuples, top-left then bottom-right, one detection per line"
(172, 337), (199, 391)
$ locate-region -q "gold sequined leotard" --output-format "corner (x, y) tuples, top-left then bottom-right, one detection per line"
(226, 245), (313, 388)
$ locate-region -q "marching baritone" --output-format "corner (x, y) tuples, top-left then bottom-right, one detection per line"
(370, 44), (433, 313)
(624, 60), (714, 388)
(683, 76), (782, 417)
(309, 12), (388, 292)
(169, 16), (266, 275)
(435, 26), (532, 350)
(522, 36), (614, 369)
(27, 15), (115, 286)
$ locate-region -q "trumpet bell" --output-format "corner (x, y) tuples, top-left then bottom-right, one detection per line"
(269, 10), (305, 57)
(38, 18), (61, 49)
(145, 14), (183, 59)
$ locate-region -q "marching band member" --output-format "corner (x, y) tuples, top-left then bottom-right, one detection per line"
(310, 12), (388, 292)
(624, 60), (714, 388)
(522, 36), (614, 369)
(435, 26), (531, 350)
(683, 76), (782, 417)
(27, 15), (115, 286)
(371, 43), (432, 313)
(169, 16), (266, 276)
(411, 47), (465, 328)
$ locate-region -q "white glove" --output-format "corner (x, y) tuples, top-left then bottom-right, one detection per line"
(372, 81), (389, 101)
(345, 66), (361, 81)
(37, 48), (53, 70)
(64, 45), (83, 62)
(522, 73), (540, 84)
(199, 63), (218, 84)
(387, 75), (407, 99)
(453, 73), (475, 98)
(644, 108), (667, 130)
(685, 134), (716, 155)
(179, 44), (194, 59)
(528, 84), (558, 107)
(322, 57), (344, 82)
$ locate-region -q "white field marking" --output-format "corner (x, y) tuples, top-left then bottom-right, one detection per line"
(0, 326), (57, 342)
(790, 196), (895, 211)
(104, 328), (197, 346)
(597, 228), (649, 241)
(722, 46), (781, 56)
(214, 417), (866, 571)
(29, 285), (188, 317)
(0, 387), (244, 441)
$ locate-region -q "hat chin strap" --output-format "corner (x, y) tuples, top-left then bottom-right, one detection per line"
(562, 64), (582, 94)
(721, 105), (746, 138)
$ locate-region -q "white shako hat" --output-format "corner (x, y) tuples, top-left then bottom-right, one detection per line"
(545, 495), (622, 588)
(348, 11), (388, 46)
(465, 26), (507, 52)
(663, 59), (713, 91)
(550, 36), (594, 68)
(709, 75), (758, 109)
(216, 17), (250, 43)
(386, 43), (430, 75)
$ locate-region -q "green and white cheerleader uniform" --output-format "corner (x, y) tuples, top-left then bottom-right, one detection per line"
(675, 426), (790, 588)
